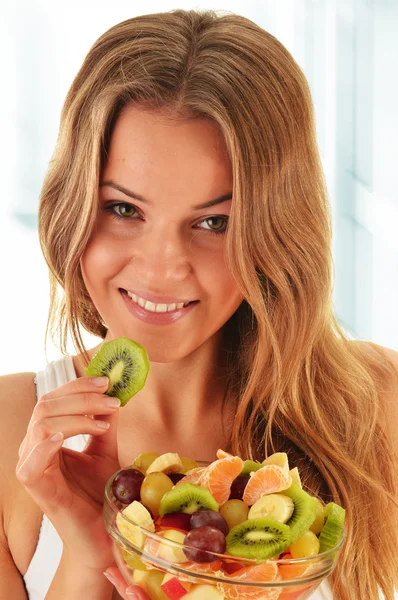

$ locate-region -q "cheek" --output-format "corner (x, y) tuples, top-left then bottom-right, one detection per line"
(80, 234), (125, 288)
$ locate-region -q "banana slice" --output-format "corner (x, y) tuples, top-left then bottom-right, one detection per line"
(289, 467), (302, 488)
(248, 493), (294, 523)
(116, 500), (155, 548)
(262, 452), (290, 474)
(146, 452), (184, 475)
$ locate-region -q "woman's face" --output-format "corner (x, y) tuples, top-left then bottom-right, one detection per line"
(81, 105), (243, 362)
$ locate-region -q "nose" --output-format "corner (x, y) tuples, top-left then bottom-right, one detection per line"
(130, 227), (192, 286)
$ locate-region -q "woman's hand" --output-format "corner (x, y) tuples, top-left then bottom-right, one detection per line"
(104, 566), (151, 599)
(16, 376), (121, 571)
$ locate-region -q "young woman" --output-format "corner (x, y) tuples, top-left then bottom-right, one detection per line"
(0, 9), (397, 600)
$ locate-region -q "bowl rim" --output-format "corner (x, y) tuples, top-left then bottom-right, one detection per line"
(104, 464), (346, 587)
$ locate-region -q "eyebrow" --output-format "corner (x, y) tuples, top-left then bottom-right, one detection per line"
(99, 180), (232, 210)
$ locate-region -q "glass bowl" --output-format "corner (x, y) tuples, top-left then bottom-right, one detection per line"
(103, 465), (344, 600)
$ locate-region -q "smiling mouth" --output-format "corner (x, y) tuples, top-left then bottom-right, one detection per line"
(120, 289), (199, 313)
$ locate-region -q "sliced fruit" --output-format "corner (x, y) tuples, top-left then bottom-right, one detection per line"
(158, 529), (188, 563)
(177, 468), (207, 486)
(161, 574), (192, 600)
(202, 456), (244, 505)
(309, 498), (324, 535)
(220, 499), (249, 530)
(282, 484), (318, 545)
(159, 483), (219, 516)
(120, 547), (148, 571)
(116, 501), (155, 549)
(147, 453), (184, 475)
(318, 502), (345, 553)
(262, 452), (290, 474)
(289, 530), (320, 558)
(183, 584), (224, 599)
(278, 554), (315, 581)
(141, 472), (174, 516)
(248, 494), (294, 523)
(132, 568), (169, 600)
(85, 337), (150, 406)
(226, 517), (291, 560)
(216, 449), (234, 459)
(133, 451), (160, 474)
(288, 467), (302, 489)
(219, 561), (280, 600)
(243, 465), (292, 506)
(241, 460), (263, 475)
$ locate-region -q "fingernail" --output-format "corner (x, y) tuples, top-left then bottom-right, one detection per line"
(104, 396), (121, 407)
(92, 376), (109, 387)
(126, 589), (138, 598)
(103, 571), (117, 586)
(95, 420), (110, 429)
(50, 432), (64, 442)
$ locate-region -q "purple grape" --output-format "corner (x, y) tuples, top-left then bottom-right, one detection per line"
(229, 474), (250, 500)
(189, 509), (229, 536)
(111, 468), (145, 504)
(168, 473), (185, 484)
(183, 526), (226, 563)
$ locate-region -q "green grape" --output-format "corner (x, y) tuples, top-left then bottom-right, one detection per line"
(180, 456), (199, 473)
(220, 500), (249, 530)
(309, 498), (325, 535)
(140, 472), (174, 515)
(289, 530), (320, 558)
(133, 452), (160, 475)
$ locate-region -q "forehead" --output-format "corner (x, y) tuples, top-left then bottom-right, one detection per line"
(103, 105), (232, 195)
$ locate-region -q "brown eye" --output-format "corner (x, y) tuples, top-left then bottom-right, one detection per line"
(111, 203), (138, 218)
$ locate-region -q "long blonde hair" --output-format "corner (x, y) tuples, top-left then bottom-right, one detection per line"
(39, 9), (398, 599)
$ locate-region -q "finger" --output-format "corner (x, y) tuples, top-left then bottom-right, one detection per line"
(39, 375), (109, 401)
(16, 432), (65, 487)
(125, 585), (151, 600)
(29, 415), (111, 444)
(33, 392), (120, 420)
(86, 407), (119, 462)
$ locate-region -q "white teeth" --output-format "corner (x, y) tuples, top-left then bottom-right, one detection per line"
(155, 304), (168, 313)
(126, 290), (192, 313)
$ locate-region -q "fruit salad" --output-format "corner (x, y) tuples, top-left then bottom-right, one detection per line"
(103, 450), (345, 600)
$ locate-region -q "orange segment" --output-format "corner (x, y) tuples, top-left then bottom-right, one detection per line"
(216, 449), (235, 459)
(202, 456), (244, 505)
(176, 467), (207, 486)
(243, 465), (292, 506)
(219, 561), (281, 599)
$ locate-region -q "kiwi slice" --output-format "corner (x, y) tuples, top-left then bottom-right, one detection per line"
(281, 483), (318, 545)
(85, 337), (150, 406)
(318, 502), (345, 553)
(226, 517), (291, 559)
(241, 460), (263, 475)
(159, 483), (219, 517)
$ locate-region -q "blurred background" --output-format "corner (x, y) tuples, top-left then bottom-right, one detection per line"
(1, 0), (397, 375)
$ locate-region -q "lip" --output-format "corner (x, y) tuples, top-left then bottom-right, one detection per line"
(120, 290), (199, 326)
(124, 289), (195, 304)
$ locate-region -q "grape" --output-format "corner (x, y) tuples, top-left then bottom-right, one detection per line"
(159, 512), (192, 531)
(140, 472), (174, 515)
(168, 473), (185, 484)
(289, 530), (320, 558)
(111, 468), (144, 504)
(220, 500), (249, 530)
(189, 509), (229, 536)
(132, 452), (160, 475)
(183, 526), (226, 563)
(229, 474), (250, 500)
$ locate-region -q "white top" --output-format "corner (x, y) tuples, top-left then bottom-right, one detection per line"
(22, 356), (332, 599)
